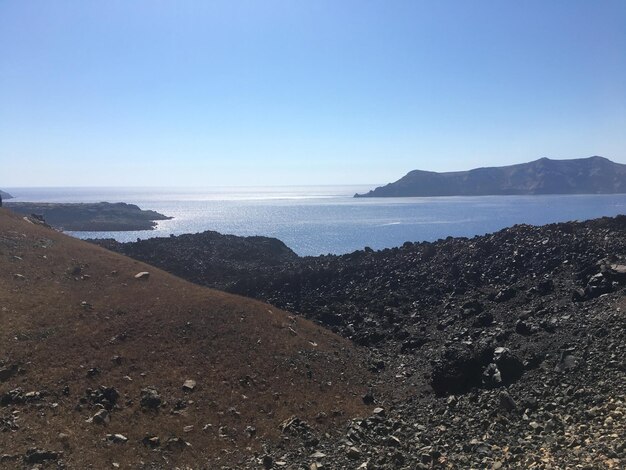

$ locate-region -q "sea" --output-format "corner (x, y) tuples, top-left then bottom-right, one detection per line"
(5, 186), (626, 257)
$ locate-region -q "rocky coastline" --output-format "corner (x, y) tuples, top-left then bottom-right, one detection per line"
(6, 201), (171, 231)
(91, 215), (626, 468)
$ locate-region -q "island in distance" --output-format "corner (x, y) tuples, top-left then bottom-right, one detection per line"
(5, 201), (172, 231)
(355, 156), (626, 197)
(0, 189), (14, 200)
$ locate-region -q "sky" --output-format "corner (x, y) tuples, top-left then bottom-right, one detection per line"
(1, 0), (625, 187)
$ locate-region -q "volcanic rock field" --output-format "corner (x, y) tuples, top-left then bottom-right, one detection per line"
(92, 215), (626, 469)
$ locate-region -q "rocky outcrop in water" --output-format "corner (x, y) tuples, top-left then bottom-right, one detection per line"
(355, 156), (626, 197)
(6, 201), (171, 231)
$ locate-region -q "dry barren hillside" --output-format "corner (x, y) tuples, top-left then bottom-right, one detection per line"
(0, 209), (370, 468)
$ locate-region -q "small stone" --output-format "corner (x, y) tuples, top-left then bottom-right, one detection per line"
(140, 387), (161, 409)
(310, 451), (326, 459)
(610, 264), (626, 274)
(164, 436), (189, 451)
(556, 354), (579, 372)
(218, 426), (229, 438)
(23, 448), (60, 464)
(106, 434), (128, 443)
(0, 365), (18, 382)
(262, 455), (273, 469)
(182, 379), (196, 392)
(499, 391), (517, 411)
(372, 406), (385, 416)
(142, 435), (160, 448)
(134, 271), (150, 280)
(24, 390), (40, 401)
(183, 425), (194, 433)
(515, 319), (534, 335)
(89, 409), (110, 425)
(347, 446), (362, 460)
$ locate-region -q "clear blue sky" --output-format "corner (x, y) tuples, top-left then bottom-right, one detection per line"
(1, 0), (625, 187)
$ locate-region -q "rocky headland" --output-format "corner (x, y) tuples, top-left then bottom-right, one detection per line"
(91, 215), (626, 468)
(355, 156), (626, 197)
(0, 190), (13, 200)
(5, 201), (171, 231)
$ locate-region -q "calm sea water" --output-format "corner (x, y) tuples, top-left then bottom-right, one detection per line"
(5, 186), (626, 256)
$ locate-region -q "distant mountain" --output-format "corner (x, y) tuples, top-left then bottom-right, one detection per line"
(0, 189), (13, 200)
(354, 156), (626, 197)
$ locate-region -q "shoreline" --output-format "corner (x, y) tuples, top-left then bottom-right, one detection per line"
(5, 201), (172, 231)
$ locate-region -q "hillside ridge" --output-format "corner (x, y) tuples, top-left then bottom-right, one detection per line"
(0, 208), (369, 468)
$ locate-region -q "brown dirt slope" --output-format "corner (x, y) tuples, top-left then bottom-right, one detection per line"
(0, 209), (370, 468)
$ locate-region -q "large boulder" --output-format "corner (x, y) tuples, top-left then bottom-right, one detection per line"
(430, 344), (483, 395)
